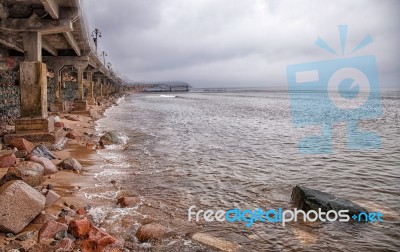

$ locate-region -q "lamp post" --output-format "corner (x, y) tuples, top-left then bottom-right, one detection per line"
(91, 28), (102, 54)
(106, 62), (112, 70)
(101, 51), (107, 65)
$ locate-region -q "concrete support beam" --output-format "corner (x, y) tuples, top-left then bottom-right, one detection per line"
(63, 32), (81, 56)
(40, 0), (59, 19)
(0, 17), (72, 34)
(19, 62), (47, 118)
(23, 32), (42, 61)
(0, 33), (23, 52)
(42, 38), (57, 56)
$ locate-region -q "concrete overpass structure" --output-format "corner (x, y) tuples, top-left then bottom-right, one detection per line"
(0, 0), (125, 143)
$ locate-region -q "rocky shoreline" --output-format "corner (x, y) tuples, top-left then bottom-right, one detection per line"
(0, 96), (129, 252)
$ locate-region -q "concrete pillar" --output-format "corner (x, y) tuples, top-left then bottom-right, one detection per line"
(19, 62), (47, 118)
(86, 72), (95, 105)
(73, 61), (88, 102)
(14, 31), (54, 135)
(23, 32), (42, 61)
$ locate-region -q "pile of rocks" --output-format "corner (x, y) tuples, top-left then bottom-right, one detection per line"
(0, 137), (117, 251)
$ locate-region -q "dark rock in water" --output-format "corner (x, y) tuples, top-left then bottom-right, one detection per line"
(58, 158), (82, 173)
(99, 131), (123, 146)
(5, 161), (45, 187)
(0, 180), (46, 234)
(291, 185), (368, 216)
(30, 144), (58, 160)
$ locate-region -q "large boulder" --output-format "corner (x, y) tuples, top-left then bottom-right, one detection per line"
(0, 153), (17, 168)
(291, 185), (368, 216)
(30, 144), (58, 160)
(10, 138), (35, 152)
(135, 223), (169, 242)
(0, 180), (46, 234)
(27, 155), (58, 175)
(99, 131), (123, 146)
(6, 161), (45, 187)
(69, 218), (91, 238)
(58, 158), (82, 173)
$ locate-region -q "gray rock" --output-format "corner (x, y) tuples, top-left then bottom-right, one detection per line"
(15, 150), (29, 158)
(45, 190), (61, 207)
(30, 144), (58, 160)
(6, 161), (45, 187)
(27, 155), (58, 175)
(99, 131), (124, 146)
(291, 185), (368, 216)
(58, 158), (82, 173)
(0, 180), (46, 234)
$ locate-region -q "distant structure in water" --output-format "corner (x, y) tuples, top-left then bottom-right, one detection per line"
(127, 81), (191, 92)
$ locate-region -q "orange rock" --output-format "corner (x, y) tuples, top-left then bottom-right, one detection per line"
(69, 218), (91, 238)
(81, 226), (116, 252)
(117, 197), (139, 208)
(54, 122), (64, 128)
(10, 138), (35, 152)
(0, 154), (17, 168)
(76, 208), (87, 215)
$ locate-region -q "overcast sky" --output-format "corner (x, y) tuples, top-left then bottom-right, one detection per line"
(83, 0), (399, 89)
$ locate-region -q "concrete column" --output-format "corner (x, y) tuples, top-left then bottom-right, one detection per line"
(73, 61), (88, 102)
(86, 72), (95, 105)
(19, 62), (47, 118)
(23, 32), (42, 61)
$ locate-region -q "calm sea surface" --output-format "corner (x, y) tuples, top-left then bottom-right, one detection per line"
(95, 90), (400, 251)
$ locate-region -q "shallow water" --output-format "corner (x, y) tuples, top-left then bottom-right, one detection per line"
(95, 90), (400, 251)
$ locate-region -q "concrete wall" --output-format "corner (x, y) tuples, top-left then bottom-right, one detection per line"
(0, 70), (20, 126)
(61, 81), (78, 101)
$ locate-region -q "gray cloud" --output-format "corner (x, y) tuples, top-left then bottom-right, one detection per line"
(83, 0), (400, 89)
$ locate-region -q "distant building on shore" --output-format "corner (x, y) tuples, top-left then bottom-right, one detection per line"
(127, 81), (191, 92)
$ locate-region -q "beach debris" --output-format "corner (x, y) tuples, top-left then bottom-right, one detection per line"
(99, 131), (124, 146)
(5, 161), (45, 187)
(27, 155), (58, 175)
(192, 233), (241, 252)
(0, 153), (17, 168)
(45, 190), (61, 207)
(10, 137), (35, 152)
(0, 180), (45, 234)
(135, 223), (169, 242)
(68, 218), (91, 238)
(38, 220), (68, 242)
(291, 185), (368, 216)
(30, 144), (58, 160)
(58, 157), (83, 173)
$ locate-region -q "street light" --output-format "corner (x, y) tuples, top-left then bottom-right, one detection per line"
(91, 28), (102, 53)
(100, 51), (107, 65)
(106, 62), (112, 70)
